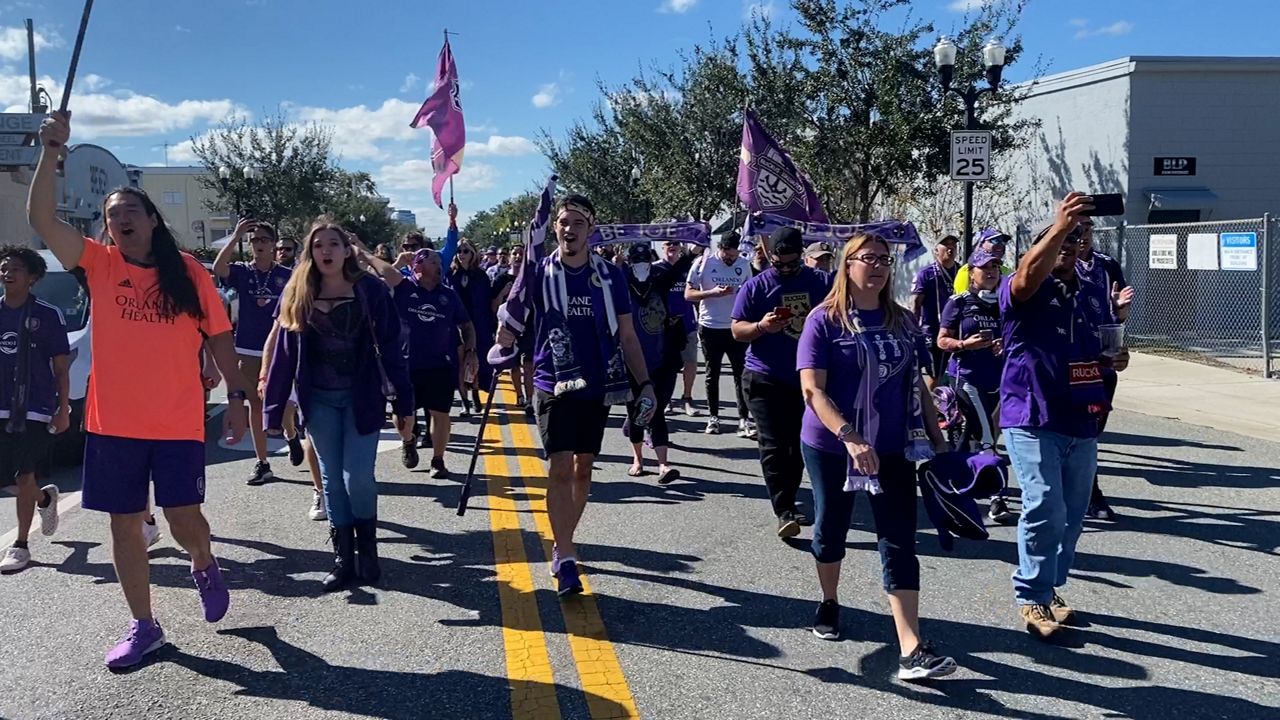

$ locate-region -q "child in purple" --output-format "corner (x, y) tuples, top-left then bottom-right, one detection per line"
(0, 247), (71, 573)
(910, 234), (958, 389)
(731, 227), (831, 538)
(796, 233), (955, 681)
(999, 193), (1131, 639)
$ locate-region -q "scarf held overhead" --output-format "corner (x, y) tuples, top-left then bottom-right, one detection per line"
(747, 213), (928, 264)
(489, 175), (556, 370)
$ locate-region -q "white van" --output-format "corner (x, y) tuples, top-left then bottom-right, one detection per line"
(33, 250), (91, 464)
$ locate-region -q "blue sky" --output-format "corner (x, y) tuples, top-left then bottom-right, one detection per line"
(1, 0), (1276, 236)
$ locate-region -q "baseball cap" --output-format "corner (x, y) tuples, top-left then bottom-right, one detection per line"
(805, 242), (834, 260)
(485, 245), (499, 254)
(626, 243), (654, 264)
(975, 228), (1010, 246)
(968, 247), (1001, 267)
(937, 234), (959, 246)
(768, 227), (804, 257)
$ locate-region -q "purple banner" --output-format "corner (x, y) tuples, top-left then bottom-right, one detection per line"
(737, 108), (828, 224)
(588, 222), (711, 247)
(746, 212), (927, 263)
(410, 38), (465, 208)
(488, 175), (556, 369)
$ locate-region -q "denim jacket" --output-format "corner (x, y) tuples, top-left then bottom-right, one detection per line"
(263, 275), (414, 435)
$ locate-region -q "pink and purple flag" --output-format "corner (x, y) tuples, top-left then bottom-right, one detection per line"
(737, 108), (828, 224)
(410, 37), (465, 208)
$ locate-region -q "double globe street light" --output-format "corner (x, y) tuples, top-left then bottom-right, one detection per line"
(218, 164), (259, 257)
(933, 37), (1007, 256)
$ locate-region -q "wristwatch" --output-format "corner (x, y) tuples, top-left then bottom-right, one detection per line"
(836, 423), (855, 441)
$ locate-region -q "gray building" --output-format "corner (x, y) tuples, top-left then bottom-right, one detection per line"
(1009, 56), (1280, 228)
(391, 209), (417, 226)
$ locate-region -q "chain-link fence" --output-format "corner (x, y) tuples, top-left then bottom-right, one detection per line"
(1092, 216), (1276, 377)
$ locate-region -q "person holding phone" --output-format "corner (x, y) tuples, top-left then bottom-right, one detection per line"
(952, 229), (1013, 295)
(731, 228), (832, 538)
(999, 193), (1131, 639)
(686, 231), (753, 436)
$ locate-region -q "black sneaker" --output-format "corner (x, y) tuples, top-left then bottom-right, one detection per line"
(556, 560), (584, 598)
(430, 457), (450, 479)
(897, 640), (957, 681)
(988, 497), (1014, 523)
(524, 404), (535, 419)
(286, 435), (305, 467)
(812, 599), (840, 640)
(401, 440), (420, 470)
(245, 461), (273, 486)
(776, 512), (801, 539)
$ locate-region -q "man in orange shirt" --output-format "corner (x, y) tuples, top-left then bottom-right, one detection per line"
(28, 112), (249, 669)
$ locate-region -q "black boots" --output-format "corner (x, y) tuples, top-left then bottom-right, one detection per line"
(353, 518), (381, 585)
(322, 525), (356, 592)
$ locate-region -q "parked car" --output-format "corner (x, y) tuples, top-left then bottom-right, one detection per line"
(30, 250), (91, 465)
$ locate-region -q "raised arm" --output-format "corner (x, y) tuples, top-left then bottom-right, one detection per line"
(27, 112), (85, 270)
(1009, 192), (1091, 303)
(213, 219), (255, 279)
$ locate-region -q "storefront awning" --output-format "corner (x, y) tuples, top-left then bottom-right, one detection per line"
(1144, 188), (1219, 210)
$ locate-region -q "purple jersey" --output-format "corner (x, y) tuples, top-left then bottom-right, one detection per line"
(939, 292), (1004, 393)
(226, 263), (292, 356)
(393, 281), (471, 370)
(731, 267), (831, 386)
(910, 263), (958, 333)
(531, 261), (633, 399)
(0, 297), (70, 423)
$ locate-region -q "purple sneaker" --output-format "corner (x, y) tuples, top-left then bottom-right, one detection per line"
(556, 559), (584, 598)
(105, 619), (166, 669)
(192, 558), (230, 623)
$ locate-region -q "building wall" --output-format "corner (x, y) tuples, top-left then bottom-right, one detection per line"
(1128, 59), (1280, 221)
(137, 167), (232, 249)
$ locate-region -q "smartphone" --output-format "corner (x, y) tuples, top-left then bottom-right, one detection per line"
(1084, 193), (1125, 217)
(774, 306), (795, 320)
(978, 329), (994, 342)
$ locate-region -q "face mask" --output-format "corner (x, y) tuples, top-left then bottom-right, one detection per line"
(977, 289), (999, 304)
(632, 262), (652, 282)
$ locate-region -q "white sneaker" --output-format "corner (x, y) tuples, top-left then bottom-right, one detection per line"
(37, 484), (60, 537)
(142, 521), (162, 548)
(0, 546), (31, 573)
(683, 399), (700, 417)
(308, 490), (327, 521)
(737, 420), (755, 438)
(704, 416), (720, 434)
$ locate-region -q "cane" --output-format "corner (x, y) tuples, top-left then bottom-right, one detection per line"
(59, 0), (95, 113)
(455, 373), (501, 516)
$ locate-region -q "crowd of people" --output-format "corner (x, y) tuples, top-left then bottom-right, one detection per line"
(2, 111), (1134, 683)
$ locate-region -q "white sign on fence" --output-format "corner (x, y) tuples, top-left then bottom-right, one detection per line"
(1148, 234), (1178, 269)
(1187, 233), (1219, 270)
(1219, 232), (1258, 271)
(949, 130), (991, 181)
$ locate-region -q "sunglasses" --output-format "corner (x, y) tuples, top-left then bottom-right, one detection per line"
(402, 243), (421, 251)
(275, 246), (293, 253)
(459, 248), (473, 255)
(847, 253), (896, 268)
(772, 258), (802, 271)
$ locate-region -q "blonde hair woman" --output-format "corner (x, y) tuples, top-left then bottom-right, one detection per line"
(263, 217), (414, 593)
(796, 233), (954, 681)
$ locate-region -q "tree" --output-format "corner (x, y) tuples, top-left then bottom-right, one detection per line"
(537, 103), (653, 224)
(461, 191), (541, 248)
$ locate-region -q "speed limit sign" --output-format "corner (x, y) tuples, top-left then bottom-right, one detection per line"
(950, 130), (992, 181)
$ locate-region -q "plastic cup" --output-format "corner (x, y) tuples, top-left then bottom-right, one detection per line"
(1099, 324), (1125, 356)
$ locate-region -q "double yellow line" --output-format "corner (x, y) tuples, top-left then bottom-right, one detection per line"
(482, 382), (640, 720)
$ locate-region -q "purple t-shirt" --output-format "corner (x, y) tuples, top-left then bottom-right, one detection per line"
(531, 260), (632, 399)
(998, 275), (1110, 438)
(731, 267), (831, 386)
(656, 259), (696, 333)
(630, 287), (667, 373)
(393, 281), (470, 371)
(226, 263), (292, 356)
(0, 297), (71, 423)
(796, 307), (916, 456)
(910, 263), (957, 333)
(939, 292), (1003, 393)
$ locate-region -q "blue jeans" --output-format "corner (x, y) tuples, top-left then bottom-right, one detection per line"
(306, 387), (380, 527)
(1006, 427), (1098, 605)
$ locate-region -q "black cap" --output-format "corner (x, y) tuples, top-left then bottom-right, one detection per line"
(717, 230), (741, 249)
(769, 227), (804, 257)
(626, 243), (654, 264)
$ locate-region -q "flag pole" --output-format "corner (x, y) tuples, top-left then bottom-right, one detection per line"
(59, 0), (95, 112)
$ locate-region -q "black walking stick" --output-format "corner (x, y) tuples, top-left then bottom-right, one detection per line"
(455, 373), (501, 516)
(59, 0), (95, 113)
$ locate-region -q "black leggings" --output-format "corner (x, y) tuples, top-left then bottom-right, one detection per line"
(627, 366), (678, 449)
(699, 326), (748, 421)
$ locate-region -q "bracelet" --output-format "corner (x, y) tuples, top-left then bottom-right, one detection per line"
(227, 390), (248, 402)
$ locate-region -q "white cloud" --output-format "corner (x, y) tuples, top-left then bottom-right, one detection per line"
(0, 26), (58, 61)
(400, 72), (420, 94)
(465, 135), (537, 157)
(467, 121), (498, 134)
(1074, 20), (1134, 39)
(285, 98), (426, 160)
(946, 0), (992, 11)
(376, 158), (498, 194)
(81, 74), (112, 92)
(175, 25), (192, 33)
(531, 82), (559, 108)
(1068, 18), (1089, 28)
(744, 1), (775, 19)
(659, 0), (697, 13)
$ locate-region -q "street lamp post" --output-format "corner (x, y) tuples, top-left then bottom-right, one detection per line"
(218, 165), (258, 257)
(934, 36), (1006, 257)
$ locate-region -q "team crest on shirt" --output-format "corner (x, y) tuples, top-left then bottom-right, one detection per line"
(276, 276), (286, 288)
(25, 317), (39, 331)
(591, 273), (603, 288)
(734, 267), (743, 276)
(0, 332), (16, 355)
(1089, 296), (1101, 313)
(780, 291), (812, 339)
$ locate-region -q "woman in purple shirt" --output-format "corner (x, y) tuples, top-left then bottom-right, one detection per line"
(797, 233), (955, 681)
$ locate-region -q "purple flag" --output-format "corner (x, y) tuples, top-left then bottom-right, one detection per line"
(488, 175), (557, 370)
(737, 109), (828, 224)
(410, 38), (465, 208)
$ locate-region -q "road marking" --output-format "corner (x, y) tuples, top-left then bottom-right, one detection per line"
(486, 383), (562, 720)
(508, 412), (641, 720)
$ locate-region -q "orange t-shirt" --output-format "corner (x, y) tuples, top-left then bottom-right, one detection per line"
(80, 240), (232, 441)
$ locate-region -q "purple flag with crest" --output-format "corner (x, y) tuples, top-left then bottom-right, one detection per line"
(410, 38), (465, 208)
(737, 109), (828, 225)
(487, 175), (557, 370)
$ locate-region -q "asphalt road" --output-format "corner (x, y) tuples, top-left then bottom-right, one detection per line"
(0, 376), (1277, 720)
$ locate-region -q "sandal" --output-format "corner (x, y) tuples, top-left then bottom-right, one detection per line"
(627, 463), (645, 477)
(657, 467), (681, 485)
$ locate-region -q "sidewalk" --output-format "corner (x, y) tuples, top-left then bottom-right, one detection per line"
(1115, 352), (1280, 443)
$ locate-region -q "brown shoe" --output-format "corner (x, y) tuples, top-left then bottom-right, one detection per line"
(1020, 604), (1062, 639)
(1050, 592), (1076, 625)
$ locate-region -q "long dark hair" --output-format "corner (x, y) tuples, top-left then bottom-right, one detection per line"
(99, 187), (204, 320)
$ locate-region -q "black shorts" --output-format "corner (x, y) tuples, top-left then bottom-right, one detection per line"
(922, 346), (948, 379)
(0, 421), (52, 478)
(412, 366), (458, 414)
(535, 389), (611, 456)
(517, 328), (535, 364)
